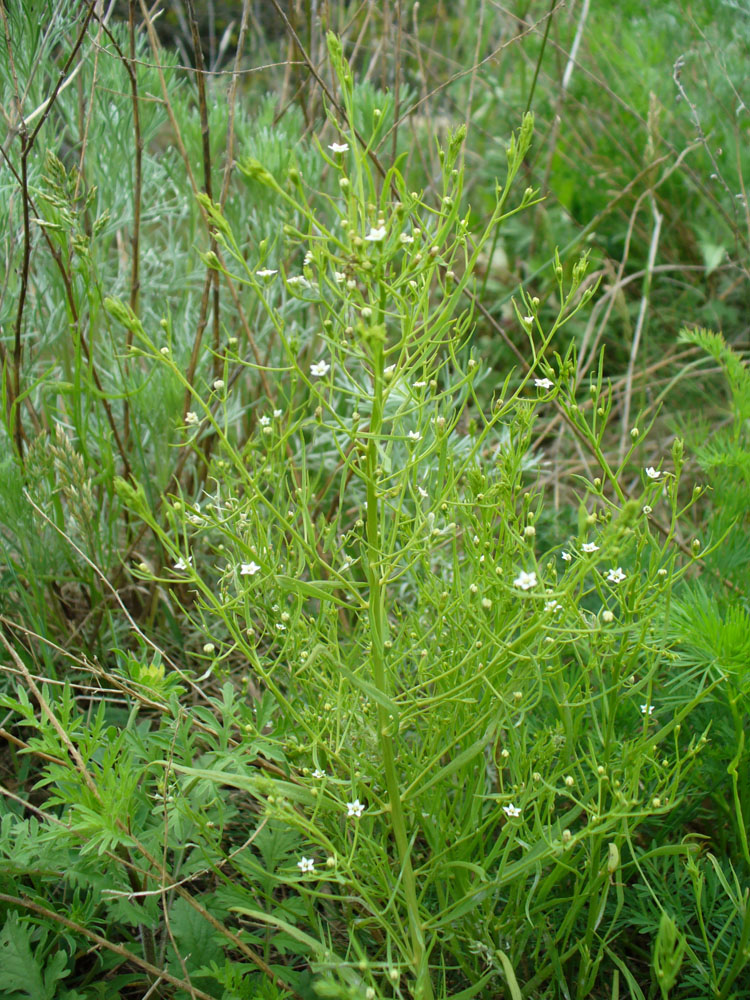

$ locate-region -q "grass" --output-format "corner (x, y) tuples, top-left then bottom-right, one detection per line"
(0, 3), (748, 999)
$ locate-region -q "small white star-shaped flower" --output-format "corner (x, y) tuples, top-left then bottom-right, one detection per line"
(399, 233), (414, 244)
(346, 799), (365, 818)
(365, 226), (387, 242)
(606, 567), (626, 583)
(582, 542), (599, 553)
(544, 600), (562, 613)
(645, 467), (662, 480)
(240, 561), (260, 576)
(259, 415), (270, 426)
(256, 268), (277, 278)
(298, 857), (315, 873)
(408, 430), (422, 441)
(328, 142), (349, 153)
(534, 377), (554, 389)
(312, 768), (326, 779)
(561, 551), (572, 562)
(513, 570), (537, 590)
(418, 486), (428, 499)
(173, 556), (192, 572)
(640, 704), (654, 715)
(310, 360), (330, 378)
(287, 275), (311, 288)
(503, 803), (521, 818)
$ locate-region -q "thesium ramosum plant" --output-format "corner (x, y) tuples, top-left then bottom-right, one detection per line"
(2, 9), (748, 1000)
(93, 32), (712, 998)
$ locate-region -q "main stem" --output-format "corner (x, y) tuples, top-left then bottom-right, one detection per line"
(364, 332), (432, 1000)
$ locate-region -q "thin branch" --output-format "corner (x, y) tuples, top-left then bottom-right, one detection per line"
(0, 893), (217, 1000)
(619, 195), (663, 461)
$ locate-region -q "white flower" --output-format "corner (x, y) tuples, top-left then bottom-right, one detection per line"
(523, 315), (534, 325)
(312, 768), (326, 779)
(503, 803), (521, 818)
(365, 226), (387, 242)
(640, 704), (654, 715)
(602, 610), (614, 623)
(606, 567), (626, 583)
(413, 380), (427, 388)
(513, 570), (537, 590)
(240, 561), (260, 576)
(273, 408), (283, 418)
(298, 857), (315, 873)
(581, 542), (599, 553)
(346, 799), (365, 818)
(399, 233), (414, 244)
(328, 142), (349, 153)
(334, 271), (345, 283)
(259, 415), (270, 426)
(310, 359), (330, 378)
(287, 275), (311, 288)
(173, 556), (191, 572)
(561, 551), (572, 562)
(408, 430), (422, 441)
(534, 377), (553, 389)
(256, 268), (277, 278)
(185, 411), (200, 426)
(213, 379), (225, 390)
(418, 486), (428, 499)
(642, 505), (652, 515)
(645, 467), (662, 480)
(544, 600), (562, 613)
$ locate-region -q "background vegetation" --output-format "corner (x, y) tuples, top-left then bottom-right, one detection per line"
(0, 2), (748, 998)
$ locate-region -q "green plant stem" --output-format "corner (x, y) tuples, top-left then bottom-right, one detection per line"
(727, 695), (750, 868)
(364, 321), (432, 1000)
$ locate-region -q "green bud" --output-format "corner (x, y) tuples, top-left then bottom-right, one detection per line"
(449, 123), (467, 153)
(607, 843), (619, 875)
(671, 436), (684, 474)
(653, 913), (686, 999)
(238, 158), (277, 189)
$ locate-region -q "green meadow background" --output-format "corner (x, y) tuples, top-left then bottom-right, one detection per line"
(0, 3), (748, 998)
